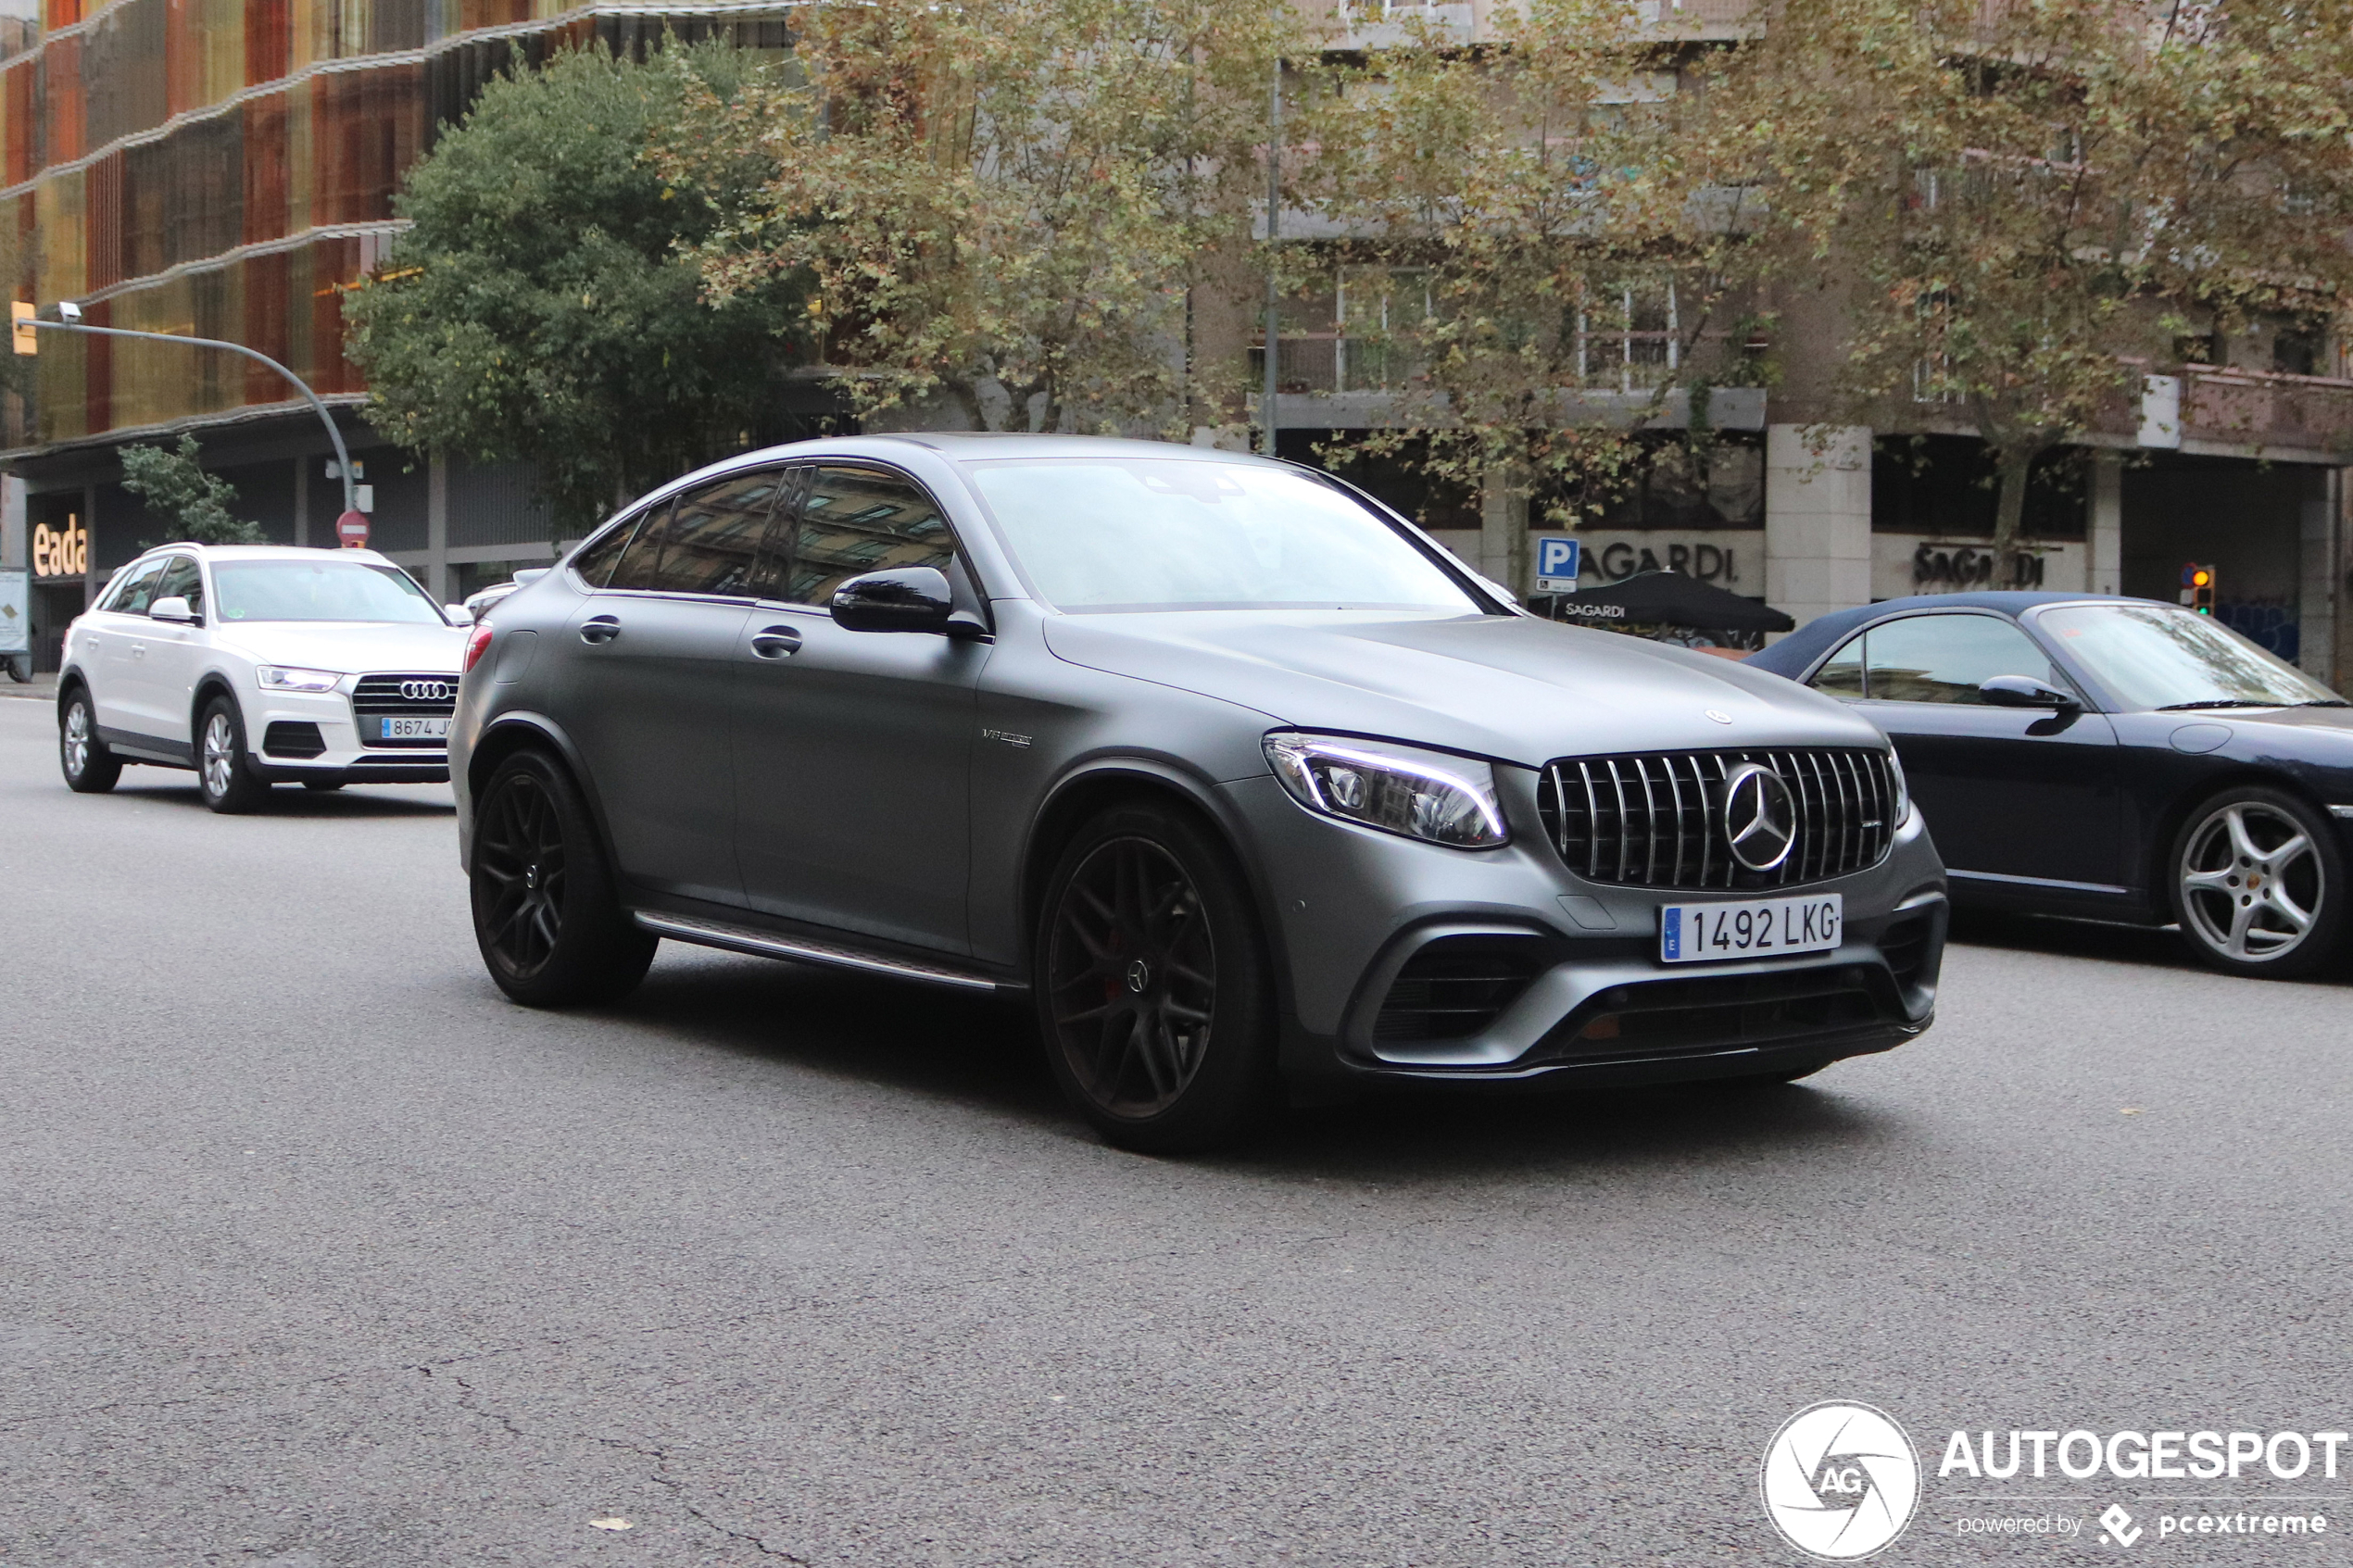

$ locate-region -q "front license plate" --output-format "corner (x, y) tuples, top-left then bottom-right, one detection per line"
(380, 716), (451, 740)
(1660, 895), (1843, 964)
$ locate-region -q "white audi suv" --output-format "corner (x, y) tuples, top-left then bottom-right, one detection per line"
(57, 544), (468, 811)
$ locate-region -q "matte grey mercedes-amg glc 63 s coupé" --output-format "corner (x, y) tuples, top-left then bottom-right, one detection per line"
(451, 434), (1946, 1151)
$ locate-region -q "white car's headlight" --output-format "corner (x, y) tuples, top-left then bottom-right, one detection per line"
(256, 665), (345, 693)
(1264, 732), (1508, 848)
(1885, 746), (1910, 823)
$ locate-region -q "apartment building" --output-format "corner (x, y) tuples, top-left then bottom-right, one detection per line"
(4, 0), (2347, 684)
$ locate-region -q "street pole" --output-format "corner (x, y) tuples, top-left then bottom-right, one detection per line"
(1263, 59), (1282, 459)
(26, 318), (358, 516)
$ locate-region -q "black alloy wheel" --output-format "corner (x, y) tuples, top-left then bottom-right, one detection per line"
(2170, 784), (2347, 980)
(58, 686), (121, 793)
(470, 749), (657, 1006)
(197, 695), (271, 813)
(1037, 803), (1277, 1154)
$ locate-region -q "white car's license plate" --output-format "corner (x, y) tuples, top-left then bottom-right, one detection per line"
(1660, 895), (1843, 964)
(380, 716), (451, 740)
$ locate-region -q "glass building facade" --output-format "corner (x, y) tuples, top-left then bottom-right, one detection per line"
(0, 0), (792, 670)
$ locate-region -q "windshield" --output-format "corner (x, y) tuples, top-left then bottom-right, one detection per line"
(212, 559), (449, 625)
(2035, 602), (2342, 710)
(965, 458), (1482, 613)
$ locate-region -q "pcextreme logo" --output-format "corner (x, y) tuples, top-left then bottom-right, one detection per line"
(1761, 1401), (1923, 1561)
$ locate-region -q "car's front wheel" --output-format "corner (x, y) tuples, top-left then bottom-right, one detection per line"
(58, 686), (121, 794)
(470, 749), (657, 1006)
(197, 696), (271, 814)
(1035, 803), (1277, 1154)
(2171, 785), (2346, 979)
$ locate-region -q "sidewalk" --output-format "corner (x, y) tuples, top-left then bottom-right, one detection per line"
(0, 673), (57, 701)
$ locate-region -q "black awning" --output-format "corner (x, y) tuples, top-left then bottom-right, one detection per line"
(1532, 569), (1794, 633)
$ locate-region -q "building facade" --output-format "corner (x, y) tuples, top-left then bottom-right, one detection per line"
(0, 0), (790, 671)
(6, 0), (2350, 688)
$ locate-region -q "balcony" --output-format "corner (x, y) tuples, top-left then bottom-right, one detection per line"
(2179, 368), (2353, 458)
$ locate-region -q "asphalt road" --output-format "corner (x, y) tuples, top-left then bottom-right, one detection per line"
(2, 690), (2348, 1567)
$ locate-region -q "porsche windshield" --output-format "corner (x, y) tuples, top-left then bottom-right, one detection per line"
(965, 458), (1482, 613)
(2036, 602), (2344, 710)
(212, 559), (448, 624)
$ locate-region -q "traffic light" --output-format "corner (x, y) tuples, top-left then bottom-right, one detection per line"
(2180, 562), (2216, 615)
(10, 300), (34, 356)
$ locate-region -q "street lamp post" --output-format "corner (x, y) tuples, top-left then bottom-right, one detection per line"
(24, 307), (362, 524)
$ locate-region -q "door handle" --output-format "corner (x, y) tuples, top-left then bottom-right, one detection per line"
(749, 624), (803, 659)
(579, 616), (621, 646)
(131, 644), (146, 659)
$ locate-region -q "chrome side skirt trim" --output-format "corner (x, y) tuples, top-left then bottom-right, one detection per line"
(631, 910), (1008, 992)
(1948, 868), (2132, 896)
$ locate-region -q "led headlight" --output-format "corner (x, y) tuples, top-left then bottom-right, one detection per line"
(256, 665), (344, 693)
(1264, 732), (1507, 849)
(1885, 746), (1910, 823)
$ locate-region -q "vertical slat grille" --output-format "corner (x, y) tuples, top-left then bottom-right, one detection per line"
(1537, 747), (1896, 890)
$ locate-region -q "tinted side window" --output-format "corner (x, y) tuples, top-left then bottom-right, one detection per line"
(1809, 633), (1866, 698)
(1862, 615), (2059, 704)
(151, 556), (205, 619)
(769, 466), (956, 608)
(647, 469), (787, 596)
(604, 502), (673, 592)
(573, 512), (645, 589)
(105, 558), (166, 614)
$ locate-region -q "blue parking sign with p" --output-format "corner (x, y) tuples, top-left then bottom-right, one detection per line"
(1535, 535), (1580, 591)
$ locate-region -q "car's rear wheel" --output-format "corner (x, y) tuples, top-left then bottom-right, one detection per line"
(197, 696), (271, 814)
(58, 687), (121, 793)
(471, 749), (657, 1006)
(2171, 785), (2345, 979)
(1035, 803), (1277, 1154)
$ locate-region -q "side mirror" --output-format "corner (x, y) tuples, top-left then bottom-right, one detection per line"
(831, 566), (985, 638)
(1981, 674), (2079, 710)
(149, 595), (195, 624)
(511, 568), (549, 587)
(444, 603), (470, 624)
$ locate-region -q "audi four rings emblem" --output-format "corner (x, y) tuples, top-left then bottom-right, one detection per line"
(1723, 761), (1798, 872)
(399, 681), (453, 702)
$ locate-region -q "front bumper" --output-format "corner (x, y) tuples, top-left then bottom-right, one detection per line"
(1218, 769), (1947, 1098)
(241, 684), (451, 785)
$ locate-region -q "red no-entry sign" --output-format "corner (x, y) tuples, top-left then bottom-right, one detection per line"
(335, 509), (371, 548)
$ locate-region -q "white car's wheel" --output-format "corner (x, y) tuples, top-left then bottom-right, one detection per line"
(197, 696), (271, 814)
(59, 686), (122, 794)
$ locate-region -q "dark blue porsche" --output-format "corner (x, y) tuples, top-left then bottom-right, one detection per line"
(1749, 591), (2353, 978)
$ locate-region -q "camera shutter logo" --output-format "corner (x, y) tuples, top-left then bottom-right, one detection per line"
(1760, 1401), (1920, 1561)
(1723, 762), (1797, 872)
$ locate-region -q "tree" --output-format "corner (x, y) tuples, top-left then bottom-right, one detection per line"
(119, 435), (266, 545)
(1723, 0), (2353, 581)
(1287, 0), (1761, 572)
(344, 40), (805, 532)
(659, 0), (1303, 435)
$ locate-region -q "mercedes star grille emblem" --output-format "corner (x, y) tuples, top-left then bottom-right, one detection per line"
(1723, 762), (1797, 872)
(400, 680), (453, 703)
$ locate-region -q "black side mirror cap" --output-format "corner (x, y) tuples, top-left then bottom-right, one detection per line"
(832, 566), (960, 634)
(1980, 674), (2080, 710)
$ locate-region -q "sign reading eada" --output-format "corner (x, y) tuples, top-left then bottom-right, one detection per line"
(31, 518), (87, 579)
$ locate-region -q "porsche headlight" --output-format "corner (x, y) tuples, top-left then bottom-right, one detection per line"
(256, 665), (344, 693)
(1264, 732), (1508, 849)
